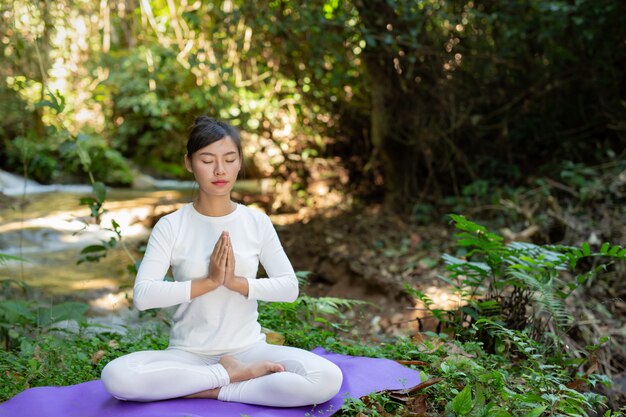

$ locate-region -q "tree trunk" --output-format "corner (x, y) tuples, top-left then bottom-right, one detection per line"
(368, 62), (422, 213)
(357, 0), (426, 214)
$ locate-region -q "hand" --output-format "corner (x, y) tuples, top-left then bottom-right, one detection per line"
(223, 235), (249, 296)
(223, 234), (236, 289)
(207, 231), (229, 286)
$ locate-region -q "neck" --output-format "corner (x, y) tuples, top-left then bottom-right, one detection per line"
(193, 195), (235, 217)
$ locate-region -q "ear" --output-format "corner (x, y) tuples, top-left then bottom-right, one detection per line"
(184, 154), (193, 173)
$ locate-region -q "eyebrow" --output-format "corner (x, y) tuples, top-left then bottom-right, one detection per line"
(198, 151), (239, 157)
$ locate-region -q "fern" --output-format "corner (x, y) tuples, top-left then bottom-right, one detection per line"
(506, 269), (572, 333)
(411, 215), (626, 352)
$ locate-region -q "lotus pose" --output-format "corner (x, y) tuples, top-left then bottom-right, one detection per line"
(101, 116), (343, 406)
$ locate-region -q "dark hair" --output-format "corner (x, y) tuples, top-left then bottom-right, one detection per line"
(187, 116), (242, 157)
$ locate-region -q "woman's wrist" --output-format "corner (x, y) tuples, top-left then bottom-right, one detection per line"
(190, 276), (221, 299)
(225, 275), (249, 297)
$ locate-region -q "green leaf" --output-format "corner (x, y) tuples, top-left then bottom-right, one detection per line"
(524, 405), (547, 417)
(93, 182), (107, 203)
(488, 409), (513, 417)
(79, 197), (97, 205)
(607, 245), (620, 256)
(76, 144), (92, 169)
(0, 253), (28, 265)
(34, 89), (66, 114)
(37, 301), (89, 327)
(79, 245), (107, 254)
(0, 300), (36, 323)
(581, 242), (590, 256)
(452, 384), (473, 415)
(471, 385), (486, 416)
(600, 242), (609, 254)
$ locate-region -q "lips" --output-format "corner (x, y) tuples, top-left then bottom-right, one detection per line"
(211, 180), (229, 186)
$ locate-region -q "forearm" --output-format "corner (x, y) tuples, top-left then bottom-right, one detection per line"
(190, 277), (223, 299)
(133, 280), (191, 311)
(247, 275), (298, 302)
(225, 275), (249, 297)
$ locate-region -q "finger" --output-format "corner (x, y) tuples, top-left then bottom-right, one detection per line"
(226, 237), (235, 268)
(212, 233), (225, 259)
(218, 235), (229, 266)
(228, 236), (235, 260)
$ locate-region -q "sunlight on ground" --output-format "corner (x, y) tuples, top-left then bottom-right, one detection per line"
(1, 247), (133, 294)
(373, 285), (464, 337)
(89, 290), (132, 312)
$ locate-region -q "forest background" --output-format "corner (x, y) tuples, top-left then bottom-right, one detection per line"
(1, 0), (625, 416)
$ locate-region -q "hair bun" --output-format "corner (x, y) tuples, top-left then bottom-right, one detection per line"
(194, 115), (212, 124)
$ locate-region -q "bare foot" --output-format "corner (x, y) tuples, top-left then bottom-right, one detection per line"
(219, 355), (284, 383)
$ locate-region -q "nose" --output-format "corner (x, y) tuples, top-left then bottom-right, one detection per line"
(214, 160), (226, 175)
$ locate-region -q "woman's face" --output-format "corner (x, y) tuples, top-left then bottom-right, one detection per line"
(185, 136), (242, 197)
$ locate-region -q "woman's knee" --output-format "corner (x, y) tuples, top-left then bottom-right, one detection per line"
(101, 356), (144, 401)
(312, 361), (343, 404)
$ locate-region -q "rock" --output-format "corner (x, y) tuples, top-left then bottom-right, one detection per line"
(261, 327), (285, 345)
(130, 170), (156, 189)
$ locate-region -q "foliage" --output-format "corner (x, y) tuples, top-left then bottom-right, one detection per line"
(397, 215), (625, 415)
(259, 294), (368, 347)
(4, 133), (60, 183)
(0, 277), (89, 350)
(0, 254), (163, 401)
(57, 133), (134, 186)
(408, 215), (626, 348)
(1, 266), (624, 415)
(0, 322), (169, 402)
(28, 89), (138, 272)
(98, 45), (200, 169)
(2, 0), (624, 210)
(2, 86), (133, 185)
(249, 0), (626, 210)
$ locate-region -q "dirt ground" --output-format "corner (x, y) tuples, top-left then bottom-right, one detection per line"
(270, 204), (461, 343)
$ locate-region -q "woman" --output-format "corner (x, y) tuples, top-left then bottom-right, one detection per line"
(101, 116), (343, 406)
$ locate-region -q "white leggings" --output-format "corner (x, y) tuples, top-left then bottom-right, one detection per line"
(101, 342), (343, 407)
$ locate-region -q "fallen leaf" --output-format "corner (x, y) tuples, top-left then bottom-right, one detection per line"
(565, 379), (587, 392)
(406, 394), (429, 417)
(91, 350), (105, 364)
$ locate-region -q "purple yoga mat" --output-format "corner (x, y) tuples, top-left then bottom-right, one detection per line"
(0, 347), (421, 417)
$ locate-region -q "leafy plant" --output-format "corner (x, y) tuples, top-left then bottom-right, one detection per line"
(408, 214), (626, 349)
(29, 91), (137, 273)
(259, 294), (368, 349)
(0, 279), (89, 351)
(0, 322), (169, 402)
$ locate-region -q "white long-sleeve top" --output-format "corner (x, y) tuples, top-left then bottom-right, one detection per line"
(133, 203), (299, 355)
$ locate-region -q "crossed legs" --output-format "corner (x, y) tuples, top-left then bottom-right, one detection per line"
(101, 342), (343, 407)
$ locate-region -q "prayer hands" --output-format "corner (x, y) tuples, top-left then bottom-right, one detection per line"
(207, 231), (229, 286)
(205, 232), (248, 296)
(224, 234), (236, 289)
(221, 233), (249, 296)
